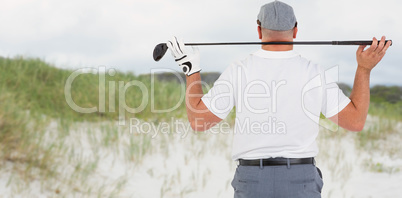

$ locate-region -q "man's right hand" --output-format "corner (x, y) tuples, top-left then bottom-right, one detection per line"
(356, 36), (392, 71)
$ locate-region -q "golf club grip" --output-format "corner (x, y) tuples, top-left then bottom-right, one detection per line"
(334, 40), (392, 46)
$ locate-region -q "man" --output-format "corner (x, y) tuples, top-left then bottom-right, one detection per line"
(167, 1), (391, 197)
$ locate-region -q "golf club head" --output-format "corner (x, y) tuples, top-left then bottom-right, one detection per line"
(153, 43), (168, 62)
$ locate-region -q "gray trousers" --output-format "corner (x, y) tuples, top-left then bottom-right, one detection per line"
(231, 163), (323, 198)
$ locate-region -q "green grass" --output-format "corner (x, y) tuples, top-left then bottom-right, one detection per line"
(355, 117), (397, 148)
(0, 56), (188, 122)
(354, 101), (402, 153)
(0, 87), (53, 181)
(0, 56), (188, 195)
(368, 101), (402, 121)
(363, 159), (400, 173)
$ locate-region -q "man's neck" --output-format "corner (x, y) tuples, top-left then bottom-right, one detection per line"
(261, 39), (294, 51)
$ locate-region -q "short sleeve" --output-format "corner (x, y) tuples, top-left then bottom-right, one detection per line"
(201, 65), (236, 119)
(321, 70), (351, 118)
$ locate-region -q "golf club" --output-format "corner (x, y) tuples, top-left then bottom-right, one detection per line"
(153, 40), (392, 62)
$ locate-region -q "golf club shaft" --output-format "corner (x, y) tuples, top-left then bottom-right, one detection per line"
(153, 40), (393, 61)
(184, 40), (392, 46)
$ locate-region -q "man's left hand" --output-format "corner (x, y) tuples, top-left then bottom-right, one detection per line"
(167, 37), (201, 76)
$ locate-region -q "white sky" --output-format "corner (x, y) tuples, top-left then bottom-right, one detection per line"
(0, 0), (401, 85)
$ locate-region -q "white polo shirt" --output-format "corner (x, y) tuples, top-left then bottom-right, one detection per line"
(201, 49), (350, 160)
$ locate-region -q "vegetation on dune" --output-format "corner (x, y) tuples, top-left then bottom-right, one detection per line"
(339, 83), (402, 120)
(0, 56), (221, 191)
(370, 85), (402, 104)
(368, 85), (402, 120)
(0, 56), (186, 192)
(0, 88), (53, 181)
(0, 56), (188, 122)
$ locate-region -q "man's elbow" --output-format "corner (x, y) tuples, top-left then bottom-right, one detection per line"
(190, 120), (207, 132)
(190, 120), (217, 132)
(347, 121), (366, 132)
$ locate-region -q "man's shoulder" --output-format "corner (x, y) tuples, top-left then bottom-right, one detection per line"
(286, 53), (323, 72)
(224, 56), (250, 72)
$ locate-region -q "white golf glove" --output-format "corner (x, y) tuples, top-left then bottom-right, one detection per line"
(166, 37), (201, 76)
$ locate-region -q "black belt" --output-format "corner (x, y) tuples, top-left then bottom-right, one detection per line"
(238, 157), (314, 166)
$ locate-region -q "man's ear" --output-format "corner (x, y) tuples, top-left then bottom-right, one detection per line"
(293, 27), (298, 39)
(258, 26), (262, 40)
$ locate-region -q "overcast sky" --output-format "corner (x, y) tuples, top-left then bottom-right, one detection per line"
(0, 0), (400, 85)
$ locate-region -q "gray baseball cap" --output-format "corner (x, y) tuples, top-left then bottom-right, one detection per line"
(257, 1), (297, 31)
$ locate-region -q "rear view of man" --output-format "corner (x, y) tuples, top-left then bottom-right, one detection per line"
(167, 1), (391, 197)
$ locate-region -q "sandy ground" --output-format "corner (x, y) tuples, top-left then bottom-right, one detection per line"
(317, 133), (402, 198)
(1, 119), (401, 197)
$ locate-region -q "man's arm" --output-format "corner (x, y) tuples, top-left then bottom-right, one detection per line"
(185, 73), (222, 131)
(166, 37), (222, 131)
(329, 36), (392, 131)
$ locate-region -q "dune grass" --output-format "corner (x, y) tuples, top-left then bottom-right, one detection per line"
(0, 87), (54, 181)
(368, 102), (402, 121)
(0, 56), (187, 123)
(0, 56), (188, 195)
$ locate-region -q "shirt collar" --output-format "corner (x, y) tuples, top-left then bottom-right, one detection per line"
(253, 49), (300, 59)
